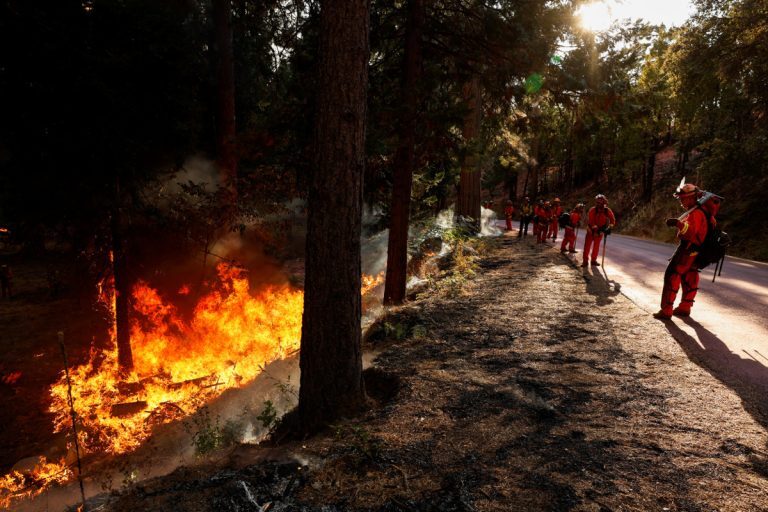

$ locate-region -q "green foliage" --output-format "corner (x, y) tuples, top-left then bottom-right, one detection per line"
(256, 400), (278, 430)
(184, 407), (244, 458)
(334, 424), (383, 461)
(411, 324), (428, 339)
(383, 321), (409, 340)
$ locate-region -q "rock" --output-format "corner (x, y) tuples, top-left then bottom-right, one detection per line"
(10, 455), (45, 475)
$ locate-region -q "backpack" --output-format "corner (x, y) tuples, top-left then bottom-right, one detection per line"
(558, 212), (572, 229)
(694, 210), (730, 269)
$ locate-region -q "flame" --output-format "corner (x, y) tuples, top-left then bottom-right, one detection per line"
(361, 271), (384, 296)
(1, 371), (22, 385)
(3, 262), (384, 505)
(0, 457), (72, 509)
(48, 263), (303, 455)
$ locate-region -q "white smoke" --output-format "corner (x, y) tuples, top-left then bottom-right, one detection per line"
(480, 206), (502, 237)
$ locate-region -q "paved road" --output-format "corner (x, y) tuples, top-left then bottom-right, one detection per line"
(502, 221), (768, 400)
(578, 231), (768, 387)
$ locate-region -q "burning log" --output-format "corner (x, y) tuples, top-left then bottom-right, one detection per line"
(167, 375), (214, 390)
(145, 402), (187, 426)
(110, 401), (148, 417)
(116, 381), (144, 396)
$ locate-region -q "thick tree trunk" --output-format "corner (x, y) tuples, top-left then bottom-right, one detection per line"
(213, 0), (237, 203)
(384, 0), (424, 306)
(456, 76), (481, 227)
(111, 180), (133, 372)
(299, 0), (369, 434)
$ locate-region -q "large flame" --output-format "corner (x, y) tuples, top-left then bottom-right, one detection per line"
(0, 263), (383, 507)
(49, 263), (304, 454)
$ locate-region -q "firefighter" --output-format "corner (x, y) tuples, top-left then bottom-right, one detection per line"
(549, 198), (563, 242)
(503, 200), (515, 231)
(0, 265), (12, 299)
(560, 203), (584, 253)
(518, 197), (533, 238)
(532, 200), (543, 238)
(537, 201), (552, 244)
(653, 183), (715, 319)
(581, 194), (616, 267)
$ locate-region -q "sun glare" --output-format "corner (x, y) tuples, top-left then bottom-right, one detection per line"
(577, 2), (614, 32)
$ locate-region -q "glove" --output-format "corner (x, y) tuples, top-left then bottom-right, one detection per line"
(665, 218), (678, 228)
(602, 226), (612, 236)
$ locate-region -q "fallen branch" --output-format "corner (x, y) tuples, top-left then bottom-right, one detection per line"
(391, 464), (410, 492)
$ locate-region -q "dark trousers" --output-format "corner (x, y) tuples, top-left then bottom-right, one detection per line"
(518, 216), (532, 237)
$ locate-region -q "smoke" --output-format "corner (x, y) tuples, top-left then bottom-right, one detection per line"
(208, 230), (285, 288)
(164, 155), (221, 194)
(361, 229), (389, 278)
(435, 207), (455, 229)
(480, 207), (502, 237)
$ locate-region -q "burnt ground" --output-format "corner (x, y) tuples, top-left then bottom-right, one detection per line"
(93, 234), (768, 512)
(0, 253), (101, 473)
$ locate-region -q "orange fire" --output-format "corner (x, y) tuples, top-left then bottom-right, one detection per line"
(361, 271), (384, 296)
(49, 263), (304, 455)
(0, 457), (72, 509)
(1, 263), (384, 506)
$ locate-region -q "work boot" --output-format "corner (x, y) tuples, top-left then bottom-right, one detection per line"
(653, 310), (672, 320)
(672, 307), (691, 317)
(581, 261), (588, 268)
(591, 261), (600, 266)
(568, 250), (577, 253)
(560, 248), (567, 253)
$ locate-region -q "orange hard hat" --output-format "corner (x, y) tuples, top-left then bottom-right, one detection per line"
(595, 194), (607, 204)
(674, 183), (700, 198)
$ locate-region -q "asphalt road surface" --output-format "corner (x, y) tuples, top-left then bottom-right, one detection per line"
(513, 223), (768, 397)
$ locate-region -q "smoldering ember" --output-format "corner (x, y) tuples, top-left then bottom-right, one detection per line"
(1, 1), (768, 511)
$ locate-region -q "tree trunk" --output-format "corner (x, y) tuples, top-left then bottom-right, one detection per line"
(384, 0), (424, 306)
(519, 166), (530, 199)
(213, 0), (237, 203)
(643, 135), (658, 201)
(111, 179), (133, 372)
(298, 0), (369, 434)
(456, 76), (481, 227)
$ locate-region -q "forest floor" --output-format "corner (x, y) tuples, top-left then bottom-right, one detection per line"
(94, 232), (768, 512)
(0, 252), (100, 474)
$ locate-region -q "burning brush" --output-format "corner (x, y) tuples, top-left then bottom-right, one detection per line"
(1, 262), (386, 508)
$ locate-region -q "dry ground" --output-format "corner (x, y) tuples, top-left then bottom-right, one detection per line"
(95, 234), (768, 511)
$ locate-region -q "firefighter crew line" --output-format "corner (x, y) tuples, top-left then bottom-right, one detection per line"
(497, 182), (725, 321)
(505, 193), (616, 267)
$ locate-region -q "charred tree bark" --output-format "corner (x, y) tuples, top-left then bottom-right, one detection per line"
(213, 0), (237, 204)
(456, 76), (482, 228)
(384, 0), (424, 306)
(298, 0), (369, 434)
(111, 179), (133, 372)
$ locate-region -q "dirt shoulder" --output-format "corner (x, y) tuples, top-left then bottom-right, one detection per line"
(101, 235), (768, 511)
